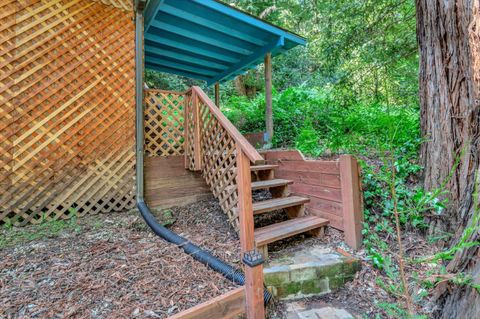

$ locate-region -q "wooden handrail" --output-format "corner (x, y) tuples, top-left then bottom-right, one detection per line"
(192, 86), (264, 165)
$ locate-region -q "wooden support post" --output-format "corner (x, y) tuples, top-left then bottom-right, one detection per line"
(193, 90), (202, 171)
(340, 155), (364, 250)
(236, 145), (265, 319)
(184, 93), (190, 169)
(214, 82), (220, 108)
(264, 53), (273, 145)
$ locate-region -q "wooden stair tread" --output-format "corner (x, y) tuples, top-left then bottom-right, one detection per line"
(250, 164), (278, 172)
(252, 196), (310, 215)
(254, 216), (329, 246)
(251, 179), (293, 190)
(218, 164), (278, 174)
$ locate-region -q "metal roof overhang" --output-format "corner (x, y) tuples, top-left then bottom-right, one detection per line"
(143, 0), (306, 86)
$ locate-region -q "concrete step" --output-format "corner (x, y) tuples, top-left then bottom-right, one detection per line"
(285, 304), (355, 319)
(263, 246), (361, 300)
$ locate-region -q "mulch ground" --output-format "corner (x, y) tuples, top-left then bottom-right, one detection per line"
(1, 194), (437, 319)
(0, 198), (240, 319)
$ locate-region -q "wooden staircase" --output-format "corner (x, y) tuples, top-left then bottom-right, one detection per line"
(249, 164), (329, 258)
(183, 86), (329, 260)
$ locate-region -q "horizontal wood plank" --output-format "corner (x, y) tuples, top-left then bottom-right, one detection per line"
(261, 149), (305, 161)
(305, 197), (343, 217)
(274, 169), (341, 188)
(251, 179), (293, 190)
(271, 160), (339, 174)
(252, 196), (310, 215)
(254, 215), (329, 246)
(250, 164), (278, 172)
(167, 287), (245, 319)
(289, 183), (342, 203)
(308, 208), (344, 230)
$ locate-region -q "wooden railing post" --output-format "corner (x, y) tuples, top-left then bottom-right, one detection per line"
(183, 92), (190, 169)
(215, 82), (220, 108)
(236, 144), (265, 319)
(340, 155), (364, 250)
(192, 89), (202, 171)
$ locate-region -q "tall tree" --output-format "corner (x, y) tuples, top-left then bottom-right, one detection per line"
(416, 0), (479, 318)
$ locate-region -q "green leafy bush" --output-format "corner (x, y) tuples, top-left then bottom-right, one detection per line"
(295, 119), (322, 156)
(224, 85), (419, 156)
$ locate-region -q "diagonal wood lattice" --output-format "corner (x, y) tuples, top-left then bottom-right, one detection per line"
(92, 0), (132, 11)
(0, 0), (136, 225)
(184, 91), (240, 231)
(144, 90), (185, 157)
(184, 90), (196, 170)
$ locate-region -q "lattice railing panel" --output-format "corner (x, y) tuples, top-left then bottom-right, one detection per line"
(144, 90), (185, 157)
(0, 0), (135, 225)
(183, 90), (240, 231)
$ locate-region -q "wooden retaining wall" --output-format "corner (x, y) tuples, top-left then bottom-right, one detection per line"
(0, 0), (135, 225)
(262, 150), (364, 249)
(143, 89), (212, 209)
(145, 155), (212, 209)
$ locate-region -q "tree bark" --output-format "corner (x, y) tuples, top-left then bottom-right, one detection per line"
(416, 0), (480, 318)
(234, 75), (247, 96)
(215, 82), (220, 108)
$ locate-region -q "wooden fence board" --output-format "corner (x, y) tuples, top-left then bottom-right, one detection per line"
(273, 169), (341, 188)
(289, 184), (342, 203)
(0, 0), (135, 225)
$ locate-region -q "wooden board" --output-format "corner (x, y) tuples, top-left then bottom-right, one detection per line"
(145, 156), (211, 209)
(167, 287), (245, 319)
(254, 215), (329, 246)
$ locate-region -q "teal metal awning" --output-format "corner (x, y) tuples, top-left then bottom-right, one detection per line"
(144, 0), (306, 85)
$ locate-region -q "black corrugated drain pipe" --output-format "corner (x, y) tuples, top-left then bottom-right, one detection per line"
(134, 1), (271, 306)
(137, 200), (272, 304)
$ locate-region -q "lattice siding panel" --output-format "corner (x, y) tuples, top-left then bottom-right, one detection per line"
(92, 0), (132, 11)
(144, 90), (185, 157)
(198, 99), (240, 231)
(0, 0), (136, 225)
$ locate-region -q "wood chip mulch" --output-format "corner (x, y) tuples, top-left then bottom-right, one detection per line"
(0, 199), (240, 319)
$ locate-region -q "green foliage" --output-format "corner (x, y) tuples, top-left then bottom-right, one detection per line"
(1, 217), (82, 249)
(223, 86), (419, 155)
(228, 0), (418, 107)
(295, 119), (321, 156)
(376, 302), (427, 319)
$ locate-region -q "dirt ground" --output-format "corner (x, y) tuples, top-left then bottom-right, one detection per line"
(1, 195), (435, 318)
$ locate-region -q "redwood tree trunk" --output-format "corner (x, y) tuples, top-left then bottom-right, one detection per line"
(234, 75), (247, 96)
(416, 0), (480, 318)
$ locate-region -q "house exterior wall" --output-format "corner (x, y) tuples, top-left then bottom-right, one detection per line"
(0, 0), (136, 225)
